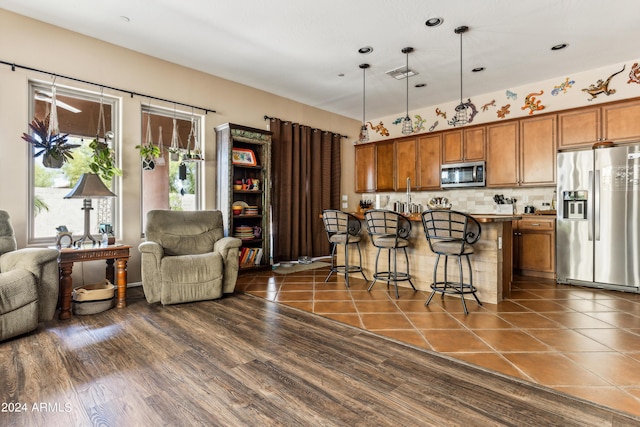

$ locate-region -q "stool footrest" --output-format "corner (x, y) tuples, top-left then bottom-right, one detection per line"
(431, 281), (477, 295)
(374, 271), (411, 283)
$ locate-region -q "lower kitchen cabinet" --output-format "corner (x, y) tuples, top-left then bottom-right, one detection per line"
(513, 216), (556, 279)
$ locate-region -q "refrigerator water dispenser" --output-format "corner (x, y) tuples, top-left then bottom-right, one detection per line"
(562, 191), (587, 219)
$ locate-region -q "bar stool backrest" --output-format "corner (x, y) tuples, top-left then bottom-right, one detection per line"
(422, 210), (481, 254)
(364, 210), (411, 247)
(322, 210), (361, 241)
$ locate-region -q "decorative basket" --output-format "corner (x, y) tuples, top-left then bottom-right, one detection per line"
(72, 280), (115, 315)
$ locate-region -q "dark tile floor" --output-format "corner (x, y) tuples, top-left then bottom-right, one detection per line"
(236, 266), (640, 417)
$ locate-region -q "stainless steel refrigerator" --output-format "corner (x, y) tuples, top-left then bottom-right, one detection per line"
(557, 145), (640, 292)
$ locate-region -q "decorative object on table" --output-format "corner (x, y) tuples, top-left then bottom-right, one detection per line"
(232, 148), (257, 165)
(64, 173), (117, 246)
(427, 197), (452, 210)
(136, 113), (161, 170)
(21, 89), (79, 168)
(99, 223), (115, 245)
(55, 225), (73, 249)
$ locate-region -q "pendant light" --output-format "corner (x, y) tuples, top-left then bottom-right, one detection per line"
(450, 26), (469, 127)
(401, 47), (414, 135)
(358, 64), (370, 143)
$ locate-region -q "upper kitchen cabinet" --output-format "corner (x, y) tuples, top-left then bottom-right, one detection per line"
(442, 127), (485, 164)
(558, 99), (640, 149)
(602, 99), (640, 143)
(417, 134), (442, 190)
(519, 115), (556, 186)
(376, 139), (396, 191)
(354, 143), (375, 193)
(395, 137), (417, 191)
(486, 121), (519, 187)
(558, 107), (600, 149)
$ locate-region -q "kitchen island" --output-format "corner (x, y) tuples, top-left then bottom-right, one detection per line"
(342, 212), (521, 304)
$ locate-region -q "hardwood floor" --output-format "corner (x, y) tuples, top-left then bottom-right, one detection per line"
(2, 286), (639, 426)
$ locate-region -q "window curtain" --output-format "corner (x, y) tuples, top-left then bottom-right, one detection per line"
(269, 118), (342, 262)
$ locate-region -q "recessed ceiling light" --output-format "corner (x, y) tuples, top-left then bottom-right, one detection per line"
(358, 46), (373, 54)
(415, 83), (427, 88)
(425, 17), (443, 27)
(337, 73), (345, 77)
(551, 43), (568, 51)
(472, 67), (485, 72)
(120, 15), (130, 22)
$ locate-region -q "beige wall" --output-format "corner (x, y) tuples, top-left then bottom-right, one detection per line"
(0, 9), (360, 282)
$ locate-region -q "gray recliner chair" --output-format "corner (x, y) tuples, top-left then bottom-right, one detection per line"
(139, 210), (242, 305)
(0, 210), (59, 341)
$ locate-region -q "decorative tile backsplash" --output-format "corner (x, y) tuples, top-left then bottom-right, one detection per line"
(367, 187), (556, 214)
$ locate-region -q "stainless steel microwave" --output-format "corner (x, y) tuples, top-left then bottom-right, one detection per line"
(440, 161), (486, 188)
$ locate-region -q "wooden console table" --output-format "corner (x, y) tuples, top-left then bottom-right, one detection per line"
(57, 244), (131, 320)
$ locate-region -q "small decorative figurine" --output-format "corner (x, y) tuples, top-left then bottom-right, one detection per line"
(367, 121), (389, 136)
(435, 108), (447, 119)
(481, 100), (496, 112)
(627, 63), (640, 84)
(497, 104), (511, 119)
(521, 91), (545, 115)
(551, 77), (575, 96)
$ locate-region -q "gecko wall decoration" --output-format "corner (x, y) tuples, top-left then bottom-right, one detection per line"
(435, 108), (447, 119)
(413, 115), (426, 132)
(551, 77), (575, 96)
(582, 65), (625, 101)
(506, 90), (517, 100)
(521, 91), (545, 115)
(497, 104), (511, 119)
(628, 63), (640, 84)
(481, 100), (496, 111)
(429, 120), (439, 132)
(367, 121), (389, 136)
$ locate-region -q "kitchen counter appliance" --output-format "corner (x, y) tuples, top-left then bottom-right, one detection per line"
(441, 161), (485, 188)
(557, 145), (640, 292)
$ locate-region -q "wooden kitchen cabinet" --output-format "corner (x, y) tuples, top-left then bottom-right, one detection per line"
(376, 139), (395, 192)
(558, 99), (640, 149)
(395, 137), (417, 191)
(558, 107), (600, 149)
(486, 121), (519, 187)
(354, 143), (375, 193)
(442, 127), (485, 164)
(513, 216), (556, 279)
(603, 99), (640, 143)
(417, 134), (442, 190)
(519, 115), (556, 186)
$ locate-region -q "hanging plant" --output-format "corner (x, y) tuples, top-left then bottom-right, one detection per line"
(88, 93), (122, 181)
(168, 117), (182, 161)
(21, 114), (78, 168)
(135, 113), (161, 170)
(182, 115), (203, 162)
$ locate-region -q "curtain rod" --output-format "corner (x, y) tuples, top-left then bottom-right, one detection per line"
(2, 60), (216, 114)
(263, 115), (349, 139)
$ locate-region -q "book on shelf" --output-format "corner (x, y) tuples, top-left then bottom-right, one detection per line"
(239, 247), (263, 267)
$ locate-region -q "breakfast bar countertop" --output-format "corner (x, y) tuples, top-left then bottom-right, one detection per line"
(349, 211), (522, 223)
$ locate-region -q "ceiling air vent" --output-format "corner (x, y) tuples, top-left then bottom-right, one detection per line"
(386, 66), (418, 80)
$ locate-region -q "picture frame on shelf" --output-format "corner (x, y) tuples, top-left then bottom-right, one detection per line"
(232, 148), (257, 166)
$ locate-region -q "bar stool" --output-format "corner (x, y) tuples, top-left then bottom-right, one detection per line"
(364, 209), (416, 298)
(421, 209), (482, 315)
(322, 210), (368, 287)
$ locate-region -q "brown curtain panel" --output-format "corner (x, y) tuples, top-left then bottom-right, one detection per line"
(269, 118), (341, 262)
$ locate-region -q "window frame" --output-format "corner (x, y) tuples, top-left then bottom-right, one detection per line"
(27, 80), (121, 245)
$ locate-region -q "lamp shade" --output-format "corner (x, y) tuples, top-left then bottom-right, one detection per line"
(64, 173), (116, 199)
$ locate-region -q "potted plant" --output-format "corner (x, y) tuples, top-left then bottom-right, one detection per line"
(21, 115), (79, 168)
(135, 143), (161, 170)
(89, 135), (122, 181)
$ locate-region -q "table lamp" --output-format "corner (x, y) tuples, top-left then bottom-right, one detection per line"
(64, 173), (116, 246)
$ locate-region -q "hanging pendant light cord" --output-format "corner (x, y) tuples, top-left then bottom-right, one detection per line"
(405, 52), (410, 119)
(459, 30), (463, 107)
(363, 66), (366, 124)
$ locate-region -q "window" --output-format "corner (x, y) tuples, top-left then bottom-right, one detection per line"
(28, 82), (120, 244)
(140, 105), (203, 232)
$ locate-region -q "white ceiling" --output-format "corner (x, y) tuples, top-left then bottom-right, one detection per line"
(2, 0), (640, 120)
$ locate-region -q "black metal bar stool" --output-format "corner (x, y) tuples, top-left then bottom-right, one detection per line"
(322, 210), (368, 287)
(364, 209), (416, 298)
(421, 209), (482, 315)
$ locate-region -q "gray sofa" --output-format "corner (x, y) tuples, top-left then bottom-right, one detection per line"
(0, 210), (59, 341)
(139, 210), (242, 305)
